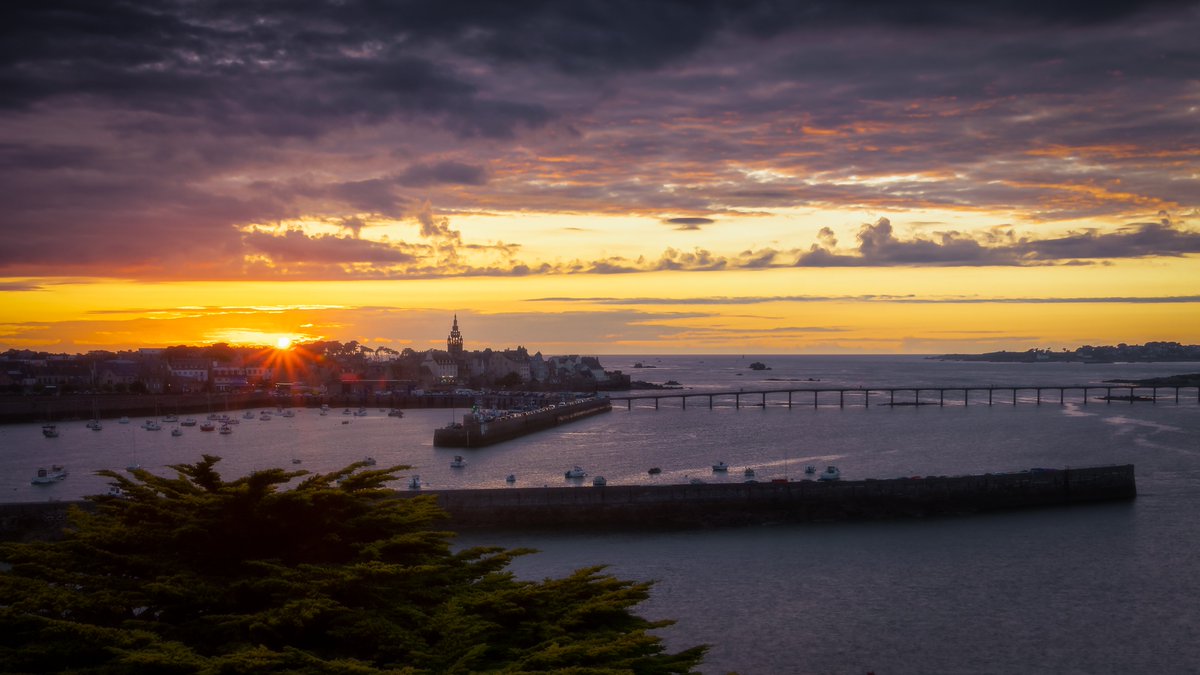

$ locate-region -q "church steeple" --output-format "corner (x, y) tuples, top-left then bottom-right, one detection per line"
(447, 314), (464, 355)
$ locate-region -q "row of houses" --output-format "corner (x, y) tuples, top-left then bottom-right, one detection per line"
(1, 318), (629, 395)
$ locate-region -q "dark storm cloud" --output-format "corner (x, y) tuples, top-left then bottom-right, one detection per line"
(398, 161), (489, 187)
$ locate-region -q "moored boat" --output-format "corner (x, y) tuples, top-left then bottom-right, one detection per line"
(31, 465), (68, 485)
(42, 424), (59, 438)
(712, 461), (729, 472)
(450, 455), (467, 468)
(818, 466), (841, 481)
(565, 466), (587, 479)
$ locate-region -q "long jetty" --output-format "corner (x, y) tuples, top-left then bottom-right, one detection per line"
(423, 464), (1138, 529)
(607, 384), (1200, 409)
(0, 465), (1136, 538)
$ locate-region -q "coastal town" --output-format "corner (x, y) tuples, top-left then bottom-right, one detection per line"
(0, 316), (631, 398)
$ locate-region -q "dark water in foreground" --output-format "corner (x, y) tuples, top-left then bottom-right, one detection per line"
(4, 355), (1199, 673)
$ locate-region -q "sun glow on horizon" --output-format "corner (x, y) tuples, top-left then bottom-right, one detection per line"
(276, 336), (293, 350)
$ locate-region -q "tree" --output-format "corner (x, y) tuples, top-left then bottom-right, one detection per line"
(0, 457), (706, 674)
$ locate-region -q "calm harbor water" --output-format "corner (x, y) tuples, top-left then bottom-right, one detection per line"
(4, 355), (1199, 673)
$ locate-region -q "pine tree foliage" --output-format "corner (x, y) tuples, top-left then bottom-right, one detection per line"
(0, 455), (707, 673)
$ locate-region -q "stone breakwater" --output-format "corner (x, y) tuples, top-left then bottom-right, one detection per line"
(427, 465), (1136, 530)
(433, 396), (612, 448)
(0, 466), (1135, 541)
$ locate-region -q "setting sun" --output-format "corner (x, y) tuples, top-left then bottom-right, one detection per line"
(275, 336), (293, 350)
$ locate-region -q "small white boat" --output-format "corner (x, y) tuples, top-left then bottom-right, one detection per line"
(243, 411), (255, 419)
(87, 419), (103, 431)
(804, 465), (816, 475)
(363, 456), (377, 466)
(506, 474), (516, 484)
(126, 463), (141, 471)
(181, 418), (197, 426)
(118, 416), (130, 424)
(143, 420), (161, 431)
(259, 413), (272, 421)
(450, 455), (467, 468)
(743, 467), (755, 477)
(818, 466), (840, 481)
(42, 424), (59, 438)
(388, 409), (404, 418)
(565, 466), (587, 479)
(292, 458), (302, 464)
(218, 424), (232, 435)
(31, 465), (68, 485)
(200, 422), (215, 432)
(712, 461), (729, 472)
(171, 427), (183, 437)
(163, 415), (178, 423)
(592, 476), (607, 487)
(408, 475), (422, 490)
(320, 409), (328, 416)
(282, 410), (295, 418)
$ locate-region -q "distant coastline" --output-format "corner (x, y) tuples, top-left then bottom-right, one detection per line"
(930, 341), (1200, 364)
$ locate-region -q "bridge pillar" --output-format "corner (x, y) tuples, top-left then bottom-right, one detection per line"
(864, 389), (869, 408)
(736, 393), (740, 409)
(988, 388), (993, 406)
(964, 389), (969, 406)
(627, 399), (631, 410)
(788, 391), (792, 409)
(709, 395), (713, 409)
(762, 392), (767, 408)
(1083, 387), (1088, 405)
(1152, 387), (1157, 404)
(839, 390), (844, 408)
(655, 397), (659, 410)
(1129, 387), (1134, 404)
(813, 391), (818, 408)
(682, 396), (687, 409)
(1060, 388), (1064, 405)
(1037, 388), (1041, 405)
(939, 389), (944, 406)
(890, 390), (895, 406)
(1012, 389), (1017, 406)
(1106, 387), (1112, 403)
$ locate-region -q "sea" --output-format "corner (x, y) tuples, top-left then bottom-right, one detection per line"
(3, 355), (1198, 674)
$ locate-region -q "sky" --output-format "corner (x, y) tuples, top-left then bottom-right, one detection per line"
(1, 0), (1198, 355)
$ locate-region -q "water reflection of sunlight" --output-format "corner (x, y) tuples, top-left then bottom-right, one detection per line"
(1059, 402), (1098, 418)
(1102, 415), (1183, 435)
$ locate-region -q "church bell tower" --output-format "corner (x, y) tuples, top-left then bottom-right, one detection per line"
(447, 314), (464, 356)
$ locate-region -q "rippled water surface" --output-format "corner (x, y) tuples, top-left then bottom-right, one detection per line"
(4, 355), (1199, 673)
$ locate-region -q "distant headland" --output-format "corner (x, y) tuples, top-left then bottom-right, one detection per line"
(930, 341), (1200, 364)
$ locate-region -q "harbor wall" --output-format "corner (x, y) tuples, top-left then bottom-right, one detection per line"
(433, 397), (612, 447)
(429, 465), (1136, 530)
(0, 465), (1135, 541)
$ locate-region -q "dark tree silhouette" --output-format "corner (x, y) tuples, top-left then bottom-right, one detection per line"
(0, 457), (706, 673)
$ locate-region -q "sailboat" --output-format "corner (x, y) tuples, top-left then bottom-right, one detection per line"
(86, 399), (103, 431)
(41, 404), (58, 437)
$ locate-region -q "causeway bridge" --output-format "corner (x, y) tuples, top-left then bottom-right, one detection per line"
(606, 384), (1200, 410)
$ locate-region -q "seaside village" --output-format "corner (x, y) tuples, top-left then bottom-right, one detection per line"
(0, 316), (631, 397)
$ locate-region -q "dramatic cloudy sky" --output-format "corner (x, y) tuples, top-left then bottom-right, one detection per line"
(1, 0), (1198, 353)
